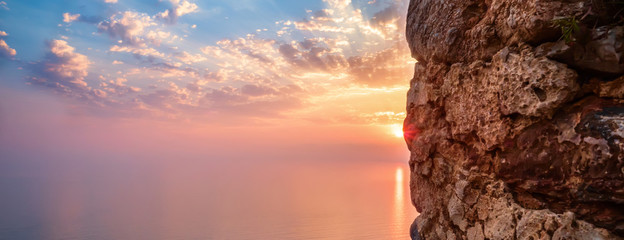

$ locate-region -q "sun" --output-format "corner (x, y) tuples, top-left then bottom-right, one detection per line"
(390, 124), (404, 138)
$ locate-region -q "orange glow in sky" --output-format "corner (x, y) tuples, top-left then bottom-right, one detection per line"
(390, 124), (404, 138)
(0, 0), (417, 238)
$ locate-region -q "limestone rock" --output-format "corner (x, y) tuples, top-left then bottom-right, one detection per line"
(404, 0), (624, 239)
(406, 0), (590, 63)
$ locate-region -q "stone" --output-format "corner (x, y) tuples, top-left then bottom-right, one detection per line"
(483, 196), (516, 240)
(537, 26), (624, 76)
(448, 193), (468, 231)
(404, 0), (624, 239)
(406, 0), (591, 63)
(411, 218), (421, 240)
(467, 223), (485, 240)
(593, 76), (624, 99)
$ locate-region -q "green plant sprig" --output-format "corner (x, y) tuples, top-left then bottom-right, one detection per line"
(552, 16), (580, 44)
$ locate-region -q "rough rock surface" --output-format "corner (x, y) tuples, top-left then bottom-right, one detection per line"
(403, 0), (624, 239)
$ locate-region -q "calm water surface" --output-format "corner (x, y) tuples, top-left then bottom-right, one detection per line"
(0, 158), (417, 240)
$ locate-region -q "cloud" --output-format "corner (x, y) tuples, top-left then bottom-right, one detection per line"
(176, 51), (206, 64)
(370, 5), (400, 26)
(139, 82), (189, 109)
(324, 0), (352, 9)
(0, 1), (8, 10)
(278, 38), (348, 73)
(99, 76), (141, 96)
(241, 84), (278, 97)
(291, 19), (356, 34)
(156, 0), (199, 24)
(27, 44), (146, 115)
(365, 3), (406, 40)
(0, 31), (7, 37)
(24, 0), (413, 122)
(347, 43), (412, 86)
(63, 13), (80, 23)
(97, 11), (182, 60)
(105, 0), (118, 3)
(197, 0), (412, 89)
(140, 62), (202, 81)
(201, 35), (281, 72)
(98, 11), (156, 46)
(203, 70), (225, 82)
(201, 85), (304, 117)
(0, 39), (16, 58)
(30, 40), (90, 91)
(280, 0), (406, 41)
(109, 45), (165, 58)
(145, 30), (173, 46)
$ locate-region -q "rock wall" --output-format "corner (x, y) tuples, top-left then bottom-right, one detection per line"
(403, 0), (624, 239)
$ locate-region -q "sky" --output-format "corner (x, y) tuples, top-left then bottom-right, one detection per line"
(0, 0), (413, 164)
(0, 2), (418, 238)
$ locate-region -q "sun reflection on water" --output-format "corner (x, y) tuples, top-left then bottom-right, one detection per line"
(393, 166), (407, 238)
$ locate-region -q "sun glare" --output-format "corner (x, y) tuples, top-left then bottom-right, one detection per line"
(395, 167), (403, 183)
(390, 124), (404, 138)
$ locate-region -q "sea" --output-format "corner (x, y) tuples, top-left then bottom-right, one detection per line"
(0, 157), (417, 240)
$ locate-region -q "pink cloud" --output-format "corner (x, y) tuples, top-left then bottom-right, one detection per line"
(37, 40), (90, 88)
(156, 0), (199, 24)
(0, 39), (16, 57)
(22, 0), (413, 123)
(98, 11), (156, 46)
(63, 12), (80, 23)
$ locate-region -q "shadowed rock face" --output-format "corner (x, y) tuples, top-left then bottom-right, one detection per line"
(404, 0), (624, 239)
